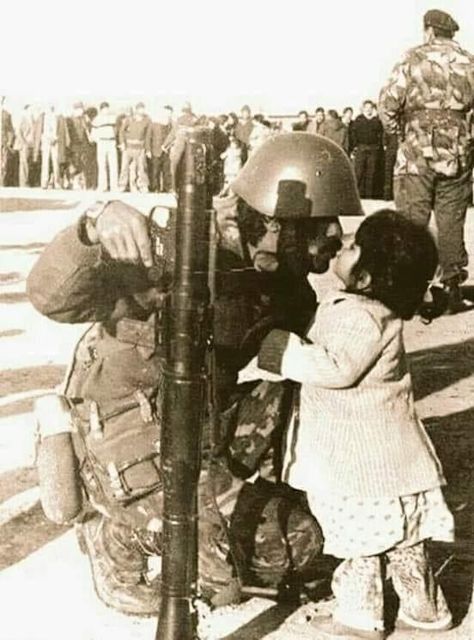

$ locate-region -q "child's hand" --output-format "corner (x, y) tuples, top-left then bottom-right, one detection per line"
(238, 357), (283, 384)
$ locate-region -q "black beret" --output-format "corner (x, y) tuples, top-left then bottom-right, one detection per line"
(423, 9), (459, 33)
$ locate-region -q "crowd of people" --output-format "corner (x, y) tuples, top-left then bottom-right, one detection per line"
(0, 97), (396, 199)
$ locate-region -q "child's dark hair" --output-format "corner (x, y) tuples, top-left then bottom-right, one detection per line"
(351, 209), (438, 320)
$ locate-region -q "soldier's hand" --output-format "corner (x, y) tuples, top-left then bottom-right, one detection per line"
(92, 201), (153, 267)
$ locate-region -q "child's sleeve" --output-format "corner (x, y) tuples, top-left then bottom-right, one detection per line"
(238, 356), (285, 383)
(257, 307), (384, 388)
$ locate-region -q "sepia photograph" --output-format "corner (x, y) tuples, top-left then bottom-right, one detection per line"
(0, 0), (473, 638)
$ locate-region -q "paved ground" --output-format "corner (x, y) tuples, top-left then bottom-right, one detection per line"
(0, 189), (472, 639)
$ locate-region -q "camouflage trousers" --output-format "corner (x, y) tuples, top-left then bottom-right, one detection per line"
(394, 168), (471, 284)
(80, 464), (324, 611)
(76, 380), (324, 611)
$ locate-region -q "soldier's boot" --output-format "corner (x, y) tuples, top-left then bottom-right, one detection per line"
(76, 514), (161, 617)
(250, 489), (325, 593)
(445, 281), (473, 314)
(198, 462), (246, 607)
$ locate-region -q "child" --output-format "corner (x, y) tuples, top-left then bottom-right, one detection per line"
(239, 210), (454, 639)
(220, 136), (243, 195)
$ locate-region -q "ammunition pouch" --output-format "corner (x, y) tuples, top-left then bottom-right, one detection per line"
(71, 389), (162, 511)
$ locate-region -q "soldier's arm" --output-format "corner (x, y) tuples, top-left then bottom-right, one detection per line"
(27, 201), (153, 323)
(378, 54), (410, 136)
(26, 223), (116, 323)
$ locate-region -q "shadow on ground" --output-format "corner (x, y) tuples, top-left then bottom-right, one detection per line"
(0, 242), (46, 252)
(0, 502), (70, 571)
(0, 198), (76, 213)
(409, 338), (474, 402)
(0, 364), (67, 418)
(221, 601), (300, 640)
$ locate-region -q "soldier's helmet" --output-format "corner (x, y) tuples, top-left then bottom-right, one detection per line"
(231, 132), (363, 218)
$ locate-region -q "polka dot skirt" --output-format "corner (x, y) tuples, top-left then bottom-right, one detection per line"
(307, 487), (454, 558)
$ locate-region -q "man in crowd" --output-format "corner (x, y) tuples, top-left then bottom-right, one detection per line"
(67, 102), (93, 190)
(15, 104), (40, 187)
(90, 102), (118, 192)
(379, 8), (474, 312)
(0, 96), (15, 186)
(307, 107), (325, 135)
(235, 105), (254, 161)
(351, 99), (383, 198)
(36, 105), (70, 190)
(27, 132), (361, 616)
(319, 109), (349, 154)
(292, 110), (310, 132)
(341, 107), (354, 154)
(118, 102), (151, 193)
(146, 105), (173, 193)
(176, 101), (197, 127)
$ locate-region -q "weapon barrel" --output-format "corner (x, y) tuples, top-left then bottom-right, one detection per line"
(156, 127), (211, 640)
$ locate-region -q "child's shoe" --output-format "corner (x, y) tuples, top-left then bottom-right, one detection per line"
(310, 616), (385, 639)
(395, 616), (453, 634)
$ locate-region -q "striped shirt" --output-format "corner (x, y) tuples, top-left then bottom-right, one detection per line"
(243, 291), (446, 499)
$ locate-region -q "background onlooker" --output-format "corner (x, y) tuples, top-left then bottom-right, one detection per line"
(307, 107), (325, 134)
(319, 109), (349, 153)
(90, 102), (118, 192)
(341, 106), (354, 154)
(15, 104), (40, 187)
(67, 102), (93, 190)
(292, 110), (310, 132)
(37, 105), (70, 190)
(351, 100), (384, 198)
(0, 96), (15, 186)
(118, 102), (151, 193)
(248, 114), (273, 156)
(146, 105), (173, 193)
(235, 105), (254, 162)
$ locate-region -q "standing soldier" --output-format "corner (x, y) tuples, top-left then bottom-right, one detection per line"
(379, 9), (474, 313)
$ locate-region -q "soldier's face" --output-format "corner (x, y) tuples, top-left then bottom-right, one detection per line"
(305, 218), (343, 273)
(276, 217), (342, 277)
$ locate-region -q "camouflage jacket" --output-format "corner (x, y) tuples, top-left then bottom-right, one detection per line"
(378, 37), (474, 177)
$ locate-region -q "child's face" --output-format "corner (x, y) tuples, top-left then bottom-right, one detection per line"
(333, 234), (362, 287)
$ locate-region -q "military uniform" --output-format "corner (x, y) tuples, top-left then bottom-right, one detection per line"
(378, 11), (474, 288)
(28, 132), (362, 617)
(27, 200), (323, 614)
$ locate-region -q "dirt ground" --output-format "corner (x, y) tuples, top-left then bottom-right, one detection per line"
(0, 190), (472, 639)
